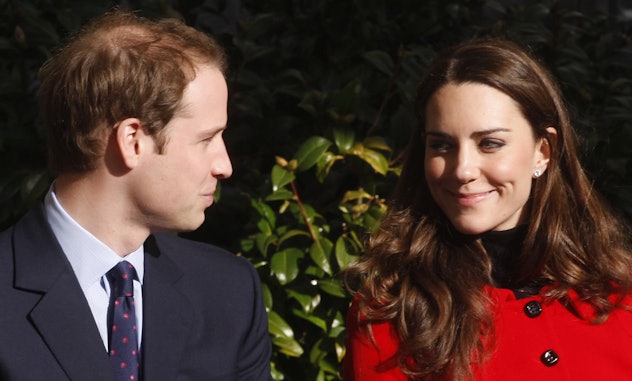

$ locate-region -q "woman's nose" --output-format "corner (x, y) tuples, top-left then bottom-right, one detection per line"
(452, 146), (479, 183)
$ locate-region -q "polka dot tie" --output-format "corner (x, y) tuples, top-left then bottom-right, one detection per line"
(106, 261), (140, 381)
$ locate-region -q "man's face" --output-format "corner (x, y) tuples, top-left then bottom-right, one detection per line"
(132, 64), (232, 232)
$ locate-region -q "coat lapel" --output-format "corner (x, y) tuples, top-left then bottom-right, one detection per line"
(13, 205), (115, 381)
(141, 235), (193, 381)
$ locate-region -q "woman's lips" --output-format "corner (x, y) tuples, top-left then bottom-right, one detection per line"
(448, 190), (494, 207)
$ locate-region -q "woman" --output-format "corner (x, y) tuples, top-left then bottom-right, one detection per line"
(343, 38), (632, 381)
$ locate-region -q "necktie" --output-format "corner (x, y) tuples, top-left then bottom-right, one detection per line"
(106, 261), (140, 381)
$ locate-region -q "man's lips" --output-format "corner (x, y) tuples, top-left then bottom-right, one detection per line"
(202, 191), (215, 205)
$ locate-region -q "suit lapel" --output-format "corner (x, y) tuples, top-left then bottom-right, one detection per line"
(141, 235), (193, 381)
(29, 273), (116, 381)
(13, 205), (115, 381)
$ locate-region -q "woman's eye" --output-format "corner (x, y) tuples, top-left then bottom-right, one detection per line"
(427, 140), (453, 152)
(479, 139), (504, 151)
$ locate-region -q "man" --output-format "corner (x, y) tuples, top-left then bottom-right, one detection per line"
(0, 10), (271, 381)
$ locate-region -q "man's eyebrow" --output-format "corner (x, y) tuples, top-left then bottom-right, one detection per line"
(197, 125), (227, 135)
(190, 127), (224, 141)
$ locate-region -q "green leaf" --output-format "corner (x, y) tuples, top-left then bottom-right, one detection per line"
(332, 310), (346, 335)
(271, 248), (304, 285)
(363, 136), (392, 152)
(305, 265), (326, 278)
(272, 336), (304, 357)
(335, 341), (346, 364)
(333, 127), (355, 152)
(254, 232), (277, 257)
(268, 310), (295, 338)
(250, 198), (277, 230)
(256, 218), (273, 235)
(239, 238), (254, 253)
(213, 181), (223, 203)
(19, 171), (50, 206)
(317, 278), (346, 298)
(341, 189), (373, 204)
(294, 136), (332, 172)
(290, 203), (324, 231)
(330, 325), (345, 339)
(270, 361), (284, 381)
(318, 357), (340, 374)
(271, 164), (295, 192)
(287, 289), (321, 313)
(278, 229), (311, 246)
(335, 236), (359, 270)
(298, 93), (318, 116)
(309, 238), (333, 275)
(266, 188), (294, 202)
(315, 152), (343, 183)
(279, 200), (291, 214)
(262, 283), (273, 310)
(332, 80), (363, 113)
(363, 50), (394, 76)
(354, 145), (389, 175)
(309, 338), (327, 364)
(293, 308), (328, 331)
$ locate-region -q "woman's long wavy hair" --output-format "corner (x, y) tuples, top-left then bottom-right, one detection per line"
(346, 38), (632, 380)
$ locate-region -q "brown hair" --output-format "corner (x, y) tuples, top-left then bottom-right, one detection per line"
(346, 38), (632, 380)
(38, 10), (227, 174)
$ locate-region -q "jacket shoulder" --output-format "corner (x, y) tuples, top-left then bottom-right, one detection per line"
(150, 232), (252, 270)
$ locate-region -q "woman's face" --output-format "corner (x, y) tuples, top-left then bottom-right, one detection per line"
(424, 83), (550, 235)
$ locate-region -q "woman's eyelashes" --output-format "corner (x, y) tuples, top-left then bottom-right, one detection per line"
(479, 138), (505, 151)
(427, 138), (454, 153)
(425, 137), (506, 153)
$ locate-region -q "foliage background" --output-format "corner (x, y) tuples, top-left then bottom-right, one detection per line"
(1, 0), (631, 379)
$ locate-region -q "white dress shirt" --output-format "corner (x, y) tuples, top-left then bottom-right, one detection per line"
(44, 185), (144, 351)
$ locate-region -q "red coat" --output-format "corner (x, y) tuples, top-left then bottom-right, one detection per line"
(344, 286), (632, 380)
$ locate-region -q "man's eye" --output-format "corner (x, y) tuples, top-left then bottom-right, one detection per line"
(201, 135), (216, 143)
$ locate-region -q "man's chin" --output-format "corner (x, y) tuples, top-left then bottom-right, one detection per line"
(151, 216), (206, 234)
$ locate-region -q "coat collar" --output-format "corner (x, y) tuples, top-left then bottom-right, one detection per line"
(13, 204), (116, 381)
(13, 204), (194, 381)
(141, 235), (193, 381)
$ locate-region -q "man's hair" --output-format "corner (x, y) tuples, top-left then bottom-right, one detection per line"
(38, 10), (227, 174)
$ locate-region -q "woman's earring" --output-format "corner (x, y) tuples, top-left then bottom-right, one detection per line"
(533, 169), (542, 178)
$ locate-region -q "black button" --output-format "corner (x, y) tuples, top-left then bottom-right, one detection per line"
(524, 301), (543, 318)
(540, 349), (559, 366)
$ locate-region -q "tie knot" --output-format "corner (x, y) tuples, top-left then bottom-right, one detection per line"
(107, 261), (137, 298)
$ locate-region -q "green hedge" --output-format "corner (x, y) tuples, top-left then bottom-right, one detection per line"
(1, 1), (631, 380)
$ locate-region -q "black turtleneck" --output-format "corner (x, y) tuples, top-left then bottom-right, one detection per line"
(481, 225), (543, 299)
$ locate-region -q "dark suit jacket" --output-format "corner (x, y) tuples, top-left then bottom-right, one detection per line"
(0, 203), (272, 381)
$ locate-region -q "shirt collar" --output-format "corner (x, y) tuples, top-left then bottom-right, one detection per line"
(44, 184), (145, 291)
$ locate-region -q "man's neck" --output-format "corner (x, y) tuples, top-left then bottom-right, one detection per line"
(54, 173), (149, 256)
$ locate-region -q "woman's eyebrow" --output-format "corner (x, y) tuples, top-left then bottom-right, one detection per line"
(423, 128), (510, 138)
(471, 128), (511, 138)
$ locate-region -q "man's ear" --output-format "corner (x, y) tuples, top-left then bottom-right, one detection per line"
(534, 126), (557, 176)
(115, 118), (146, 169)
